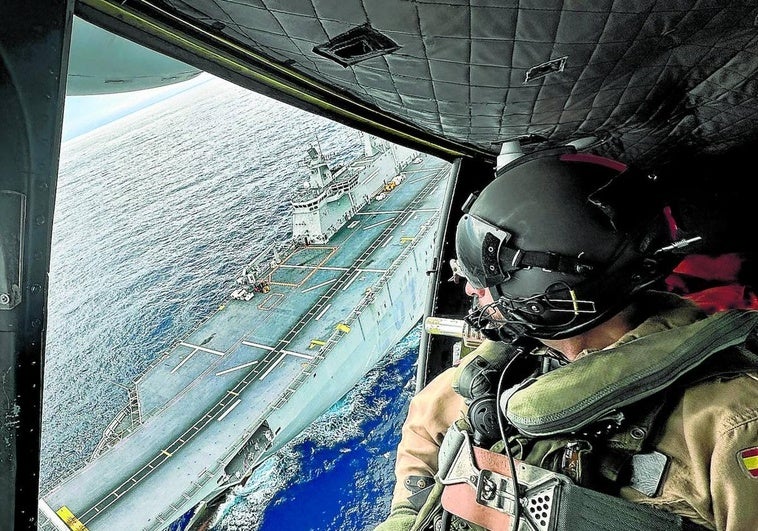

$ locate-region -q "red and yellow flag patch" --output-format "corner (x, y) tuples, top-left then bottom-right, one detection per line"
(738, 447), (758, 478)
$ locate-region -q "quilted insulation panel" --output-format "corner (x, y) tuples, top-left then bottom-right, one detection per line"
(123, 0), (758, 166)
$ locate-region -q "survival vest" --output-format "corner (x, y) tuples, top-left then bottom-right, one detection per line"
(413, 309), (758, 531)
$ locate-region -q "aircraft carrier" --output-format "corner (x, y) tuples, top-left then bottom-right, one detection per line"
(38, 135), (450, 531)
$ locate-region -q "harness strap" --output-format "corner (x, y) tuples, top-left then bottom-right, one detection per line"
(438, 426), (516, 530)
(437, 423), (699, 531)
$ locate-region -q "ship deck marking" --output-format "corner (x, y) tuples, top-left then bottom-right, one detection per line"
(258, 292), (284, 310)
(273, 246), (338, 289)
(178, 343), (224, 356)
(281, 350), (314, 360)
(171, 343), (225, 374)
(314, 304), (331, 320)
(240, 340), (273, 350)
(354, 208), (436, 215)
(279, 264), (387, 273)
(301, 278), (338, 293)
(342, 272), (361, 291)
(217, 399), (242, 422)
(216, 361), (258, 376)
(363, 218), (394, 230)
(259, 354), (286, 380)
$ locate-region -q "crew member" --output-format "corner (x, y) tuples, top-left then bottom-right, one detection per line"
(375, 151), (758, 531)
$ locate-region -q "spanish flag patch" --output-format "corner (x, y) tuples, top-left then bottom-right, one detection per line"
(738, 447), (758, 478)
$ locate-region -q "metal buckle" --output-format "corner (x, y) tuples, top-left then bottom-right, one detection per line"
(439, 428), (517, 515)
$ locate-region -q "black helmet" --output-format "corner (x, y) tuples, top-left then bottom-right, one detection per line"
(455, 149), (688, 341)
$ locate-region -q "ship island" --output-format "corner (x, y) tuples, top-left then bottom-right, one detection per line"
(38, 134), (451, 531)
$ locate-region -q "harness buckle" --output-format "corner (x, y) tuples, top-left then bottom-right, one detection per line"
(438, 424), (520, 523)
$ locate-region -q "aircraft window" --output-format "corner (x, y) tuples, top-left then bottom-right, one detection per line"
(39, 20), (453, 531)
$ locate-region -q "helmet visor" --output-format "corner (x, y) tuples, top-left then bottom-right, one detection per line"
(454, 213), (513, 290)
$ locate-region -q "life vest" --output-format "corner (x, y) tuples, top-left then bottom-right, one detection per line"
(415, 309), (758, 531)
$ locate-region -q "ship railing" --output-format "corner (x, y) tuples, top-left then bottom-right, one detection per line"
(90, 409), (129, 458)
(291, 186), (328, 207)
(329, 171), (359, 194)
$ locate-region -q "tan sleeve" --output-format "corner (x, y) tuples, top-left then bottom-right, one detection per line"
(708, 374), (758, 531)
(624, 373), (758, 531)
(389, 367), (467, 507)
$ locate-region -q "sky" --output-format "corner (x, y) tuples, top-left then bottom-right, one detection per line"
(62, 72), (213, 141)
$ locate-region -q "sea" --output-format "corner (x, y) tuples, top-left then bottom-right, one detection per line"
(41, 75), (426, 530)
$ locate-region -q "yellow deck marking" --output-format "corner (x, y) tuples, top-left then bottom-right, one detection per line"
(55, 506), (88, 531)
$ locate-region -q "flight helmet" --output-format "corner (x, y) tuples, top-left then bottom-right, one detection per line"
(454, 149), (686, 341)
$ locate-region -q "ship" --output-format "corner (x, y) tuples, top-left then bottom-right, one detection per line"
(37, 133), (451, 531)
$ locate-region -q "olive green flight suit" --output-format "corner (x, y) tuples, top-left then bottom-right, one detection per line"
(375, 293), (758, 531)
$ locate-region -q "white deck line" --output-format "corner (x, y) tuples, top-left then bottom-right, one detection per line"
(259, 354), (286, 380)
(381, 234), (393, 248)
(277, 264), (386, 273)
(355, 210), (403, 215)
(179, 342), (225, 356)
(342, 273), (360, 291)
(241, 340), (274, 351)
(216, 361), (258, 376)
(314, 303), (331, 321)
(302, 278), (338, 293)
(38, 500), (70, 531)
(171, 348), (198, 374)
(282, 350), (314, 359)
(217, 399), (242, 421)
(363, 218), (394, 230)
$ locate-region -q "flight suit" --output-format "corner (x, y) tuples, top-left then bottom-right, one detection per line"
(375, 292), (758, 531)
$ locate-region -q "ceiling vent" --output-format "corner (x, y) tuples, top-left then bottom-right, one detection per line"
(314, 24), (400, 67)
(524, 56), (567, 84)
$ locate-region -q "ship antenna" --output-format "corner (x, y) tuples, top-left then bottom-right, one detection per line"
(315, 134), (323, 158)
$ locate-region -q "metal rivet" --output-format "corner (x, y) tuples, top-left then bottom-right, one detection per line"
(630, 427), (646, 440)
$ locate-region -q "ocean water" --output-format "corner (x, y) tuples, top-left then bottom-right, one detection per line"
(209, 330), (418, 531)
(42, 76), (419, 529)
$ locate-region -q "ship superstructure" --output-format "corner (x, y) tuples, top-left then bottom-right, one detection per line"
(292, 135), (413, 245)
(39, 137), (450, 531)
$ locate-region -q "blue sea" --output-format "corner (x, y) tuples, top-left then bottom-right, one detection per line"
(42, 76), (421, 530)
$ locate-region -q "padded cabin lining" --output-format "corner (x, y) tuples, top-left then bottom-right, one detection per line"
(156, 1), (758, 166)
